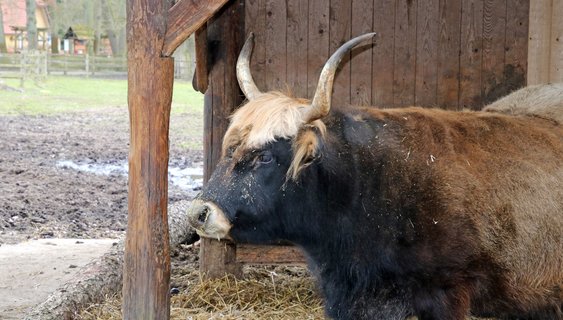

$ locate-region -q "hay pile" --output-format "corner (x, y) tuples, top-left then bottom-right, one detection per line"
(72, 243), (493, 320)
(78, 243), (325, 320)
(170, 267), (324, 319)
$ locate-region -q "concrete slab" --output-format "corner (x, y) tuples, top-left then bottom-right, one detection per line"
(0, 238), (117, 319)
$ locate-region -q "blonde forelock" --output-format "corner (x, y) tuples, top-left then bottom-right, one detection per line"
(223, 92), (310, 151)
(222, 91), (326, 181)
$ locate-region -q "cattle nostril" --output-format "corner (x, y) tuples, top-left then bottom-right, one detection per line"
(198, 206), (209, 224)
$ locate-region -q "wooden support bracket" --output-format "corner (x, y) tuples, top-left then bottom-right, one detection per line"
(162, 0), (231, 57)
(192, 25), (209, 93)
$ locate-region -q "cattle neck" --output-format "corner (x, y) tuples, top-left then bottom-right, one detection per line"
(285, 110), (414, 267)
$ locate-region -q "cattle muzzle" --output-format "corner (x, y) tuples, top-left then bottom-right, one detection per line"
(187, 199), (232, 240)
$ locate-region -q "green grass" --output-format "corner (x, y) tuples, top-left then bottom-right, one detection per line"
(0, 76), (204, 115)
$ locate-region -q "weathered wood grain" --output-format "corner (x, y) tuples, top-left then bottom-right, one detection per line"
(415, 0), (439, 107)
(527, 0), (553, 85)
(162, 0), (230, 56)
(287, 0), (309, 97)
(481, 0), (507, 105)
(550, 0), (563, 82)
(503, 0), (529, 97)
(393, 0), (417, 107)
(201, 0), (246, 279)
(350, 0), (374, 106)
(236, 244), (306, 265)
(265, 0), (287, 90)
(329, 0), (352, 106)
(436, 0), (462, 110)
(245, 0), (267, 91)
(459, 0), (483, 109)
(124, 1), (173, 318)
(201, 239), (242, 278)
(372, 0), (395, 107)
(193, 26), (208, 93)
(307, 0), (330, 99)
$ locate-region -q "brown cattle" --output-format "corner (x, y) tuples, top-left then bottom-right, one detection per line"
(187, 33), (563, 319)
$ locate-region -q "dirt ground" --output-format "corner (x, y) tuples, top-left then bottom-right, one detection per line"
(0, 106), (204, 317)
(0, 238), (118, 319)
(0, 106), (203, 245)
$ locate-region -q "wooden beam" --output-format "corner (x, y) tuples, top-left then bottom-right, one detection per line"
(162, 0), (231, 57)
(236, 245), (307, 265)
(123, 0), (173, 319)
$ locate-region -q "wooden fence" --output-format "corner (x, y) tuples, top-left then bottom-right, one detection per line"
(0, 53), (47, 86)
(0, 53), (195, 85)
(47, 55), (127, 77)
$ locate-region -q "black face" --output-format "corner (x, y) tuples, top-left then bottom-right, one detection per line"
(196, 138), (314, 244)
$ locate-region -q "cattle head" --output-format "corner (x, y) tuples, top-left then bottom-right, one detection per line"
(187, 33), (376, 244)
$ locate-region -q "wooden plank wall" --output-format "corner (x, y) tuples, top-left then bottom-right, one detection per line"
(528, 0), (563, 84)
(245, 0), (530, 110)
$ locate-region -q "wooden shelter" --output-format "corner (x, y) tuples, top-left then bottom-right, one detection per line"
(192, 0), (563, 276)
(124, 0), (561, 318)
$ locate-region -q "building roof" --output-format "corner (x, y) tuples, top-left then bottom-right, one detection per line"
(2, 0), (50, 35)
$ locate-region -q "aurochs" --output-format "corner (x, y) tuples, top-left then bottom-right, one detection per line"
(187, 33), (563, 319)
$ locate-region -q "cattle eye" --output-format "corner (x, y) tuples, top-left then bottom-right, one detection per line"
(225, 145), (236, 158)
(257, 152), (273, 164)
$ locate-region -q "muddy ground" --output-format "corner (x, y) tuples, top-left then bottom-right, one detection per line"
(0, 106), (203, 245)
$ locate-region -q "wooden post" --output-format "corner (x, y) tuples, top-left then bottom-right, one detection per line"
(63, 55), (67, 76)
(85, 54), (89, 78)
(43, 52), (47, 78)
(201, 0), (245, 278)
(19, 53), (24, 88)
(123, 0), (231, 319)
(123, 0), (173, 319)
(84, 54), (90, 78)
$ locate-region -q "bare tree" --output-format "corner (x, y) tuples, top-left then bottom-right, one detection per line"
(25, 0), (37, 50)
(101, 0), (120, 56)
(93, 0), (102, 55)
(45, 0), (126, 56)
(0, 0), (8, 53)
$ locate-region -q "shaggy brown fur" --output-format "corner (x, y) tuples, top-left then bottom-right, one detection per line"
(484, 83), (563, 124)
(353, 106), (563, 317)
(197, 87), (562, 318)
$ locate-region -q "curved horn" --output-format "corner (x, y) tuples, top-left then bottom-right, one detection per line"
(304, 33), (377, 123)
(236, 32), (262, 100)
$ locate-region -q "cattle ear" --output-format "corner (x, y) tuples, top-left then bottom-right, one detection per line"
(287, 124), (324, 181)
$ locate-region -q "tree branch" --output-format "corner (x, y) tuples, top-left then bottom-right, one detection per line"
(162, 0), (231, 57)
